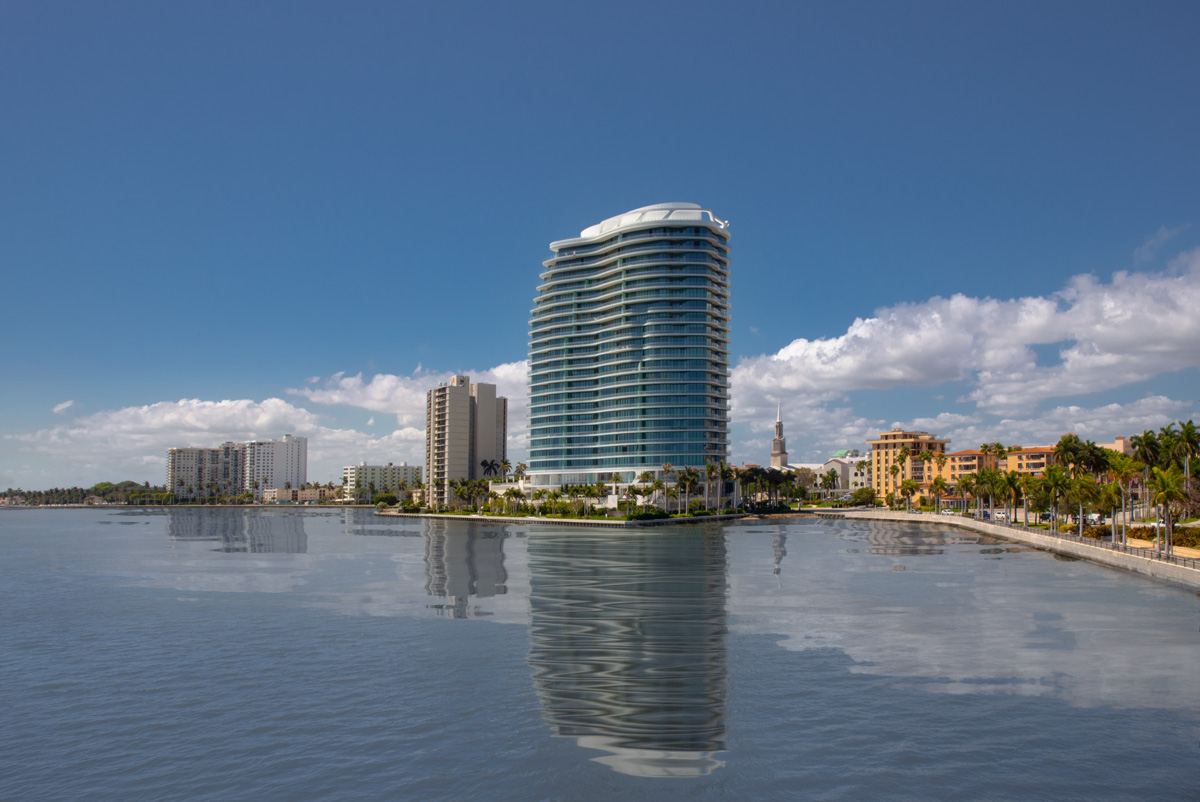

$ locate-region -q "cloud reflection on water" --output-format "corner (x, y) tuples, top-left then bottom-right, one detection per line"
(727, 517), (1200, 710)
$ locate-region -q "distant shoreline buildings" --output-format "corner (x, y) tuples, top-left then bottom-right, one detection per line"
(166, 434), (306, 500)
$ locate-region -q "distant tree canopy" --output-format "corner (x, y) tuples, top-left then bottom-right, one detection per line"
(4, 480), (168, 506)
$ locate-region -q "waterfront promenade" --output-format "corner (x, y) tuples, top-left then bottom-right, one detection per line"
(818, 509), (1200, 589)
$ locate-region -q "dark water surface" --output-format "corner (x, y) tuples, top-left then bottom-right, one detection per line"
(2, 508), (1197, 800)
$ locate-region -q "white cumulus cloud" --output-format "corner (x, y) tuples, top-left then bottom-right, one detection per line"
(289, 360), (531, 457)
(734, 253), (1200, 421)
(52, 400), (75, 414)
(5, 398), (424, 488)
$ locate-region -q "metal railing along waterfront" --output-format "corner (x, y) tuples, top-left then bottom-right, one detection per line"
(958, 515), (1200, 571)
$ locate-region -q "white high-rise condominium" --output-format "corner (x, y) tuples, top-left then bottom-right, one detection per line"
(425, 376), (508, 507)
(166, 441), (244, 499)
(245, 434), (308, 498)
(527, 202), (731, 490)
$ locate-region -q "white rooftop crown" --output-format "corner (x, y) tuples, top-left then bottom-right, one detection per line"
(577, 202), (727, 240)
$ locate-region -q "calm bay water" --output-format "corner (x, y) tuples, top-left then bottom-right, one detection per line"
(1, 508), (1197, 800)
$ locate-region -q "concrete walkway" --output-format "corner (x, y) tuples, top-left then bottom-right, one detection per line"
(818, 509), (1200, 590)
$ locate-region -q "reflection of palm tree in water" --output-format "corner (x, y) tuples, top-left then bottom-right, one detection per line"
(772, 529), (787, 575)
(527, 531), (728, 777)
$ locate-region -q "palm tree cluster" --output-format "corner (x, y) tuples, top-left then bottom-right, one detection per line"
(942, 422), (1197, 556)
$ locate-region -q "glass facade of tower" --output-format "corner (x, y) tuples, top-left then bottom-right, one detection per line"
(528, 203), (731, 487)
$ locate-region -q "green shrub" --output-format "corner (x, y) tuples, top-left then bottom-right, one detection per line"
(1174, 528), (1199, 548)
(627, 509), (670, 521)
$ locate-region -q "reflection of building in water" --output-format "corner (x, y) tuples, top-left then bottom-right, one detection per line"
(839, 519), (989, 556)
(165, 509), (307, 553)
(527, 531), (728, 777)
(423, 522), (508, 619)
(166, 507), (241, 542)
(224, 513), (307, 553)
(772, 529), (787, 575)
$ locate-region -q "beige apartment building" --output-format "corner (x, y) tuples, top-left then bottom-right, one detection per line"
(932, 449), (1001, 485)
(1004, 446), (1055, 476)
(867, 429), (949, 499)
(425, 375), (507, 508)
(263, 486), (335, 504)
(343, 462), (422, 498)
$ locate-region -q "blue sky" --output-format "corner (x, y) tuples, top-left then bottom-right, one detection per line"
(3, 0), (1199, 488)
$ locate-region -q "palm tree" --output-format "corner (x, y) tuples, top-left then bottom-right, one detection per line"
(821, 469), (838, 498)
(651, 479), (665, 510)
(1098, 481), (1122, 543)
(917, 450), (934, 487)
(900, 478), (919, 511)
(1108, 452), (1143, 543)
(584, 484), (602, 516)
(678, 468), (698, 513)
(1175, 419), (1198, 497)
(512, 462), (528, 481)
(481, 460), (497, 478)
(1019, 473), (1037, 526)
(705, 462), (719, 511)
(1067, 477), (1099, 536)
(1054, 434), (1085, 478)
(956, 473), (976, 515)
(1042, 465), (1070, 531)
(622, 484), (639, 516)
(1130, 430), (1160, 518)
(720, 462), (735, 511)
(855, 460), (870, 490)
(930, 476), (948, 512)
(977, 468), (1001, 519)
(1003, 470), (1022, 523)
(1149, 465), (1187, 556)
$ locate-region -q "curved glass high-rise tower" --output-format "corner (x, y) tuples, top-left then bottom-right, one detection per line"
(528, 202), (731, 490)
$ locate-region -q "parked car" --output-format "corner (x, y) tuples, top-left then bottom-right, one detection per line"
(1086, 513), (1103, 525)
(940, 509), (958, 516)
(993, 511), (1008, 521)
(1039, 512), (1052, 523)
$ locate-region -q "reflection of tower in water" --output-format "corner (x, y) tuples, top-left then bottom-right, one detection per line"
(839, 519), (989, 556)
(422, 521), (508, 619)
(229, 513), (307, 553)
(527, 531), (728, 777)
(166, 507), (237, 542)
(164, 509), (307, 553)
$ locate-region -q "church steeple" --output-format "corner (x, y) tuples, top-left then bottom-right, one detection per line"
(770, 403), (788, 469)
